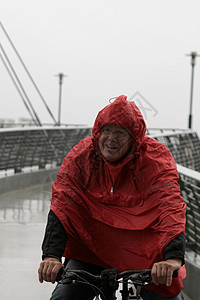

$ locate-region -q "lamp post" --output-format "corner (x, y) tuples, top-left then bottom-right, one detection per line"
(186, 52), (200, 129)
(55, 73), (67, 126)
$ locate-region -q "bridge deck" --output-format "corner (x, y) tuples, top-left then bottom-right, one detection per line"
(0, 183), (53, 299)
(0, 184), (192, 299)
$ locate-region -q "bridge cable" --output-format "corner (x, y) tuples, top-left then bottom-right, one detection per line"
(0, 51), (37, 125)
(0, 41), (42, 126)
(0, 22), (58, 125)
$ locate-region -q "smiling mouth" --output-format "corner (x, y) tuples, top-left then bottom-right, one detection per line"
(106, 145), (118, 150)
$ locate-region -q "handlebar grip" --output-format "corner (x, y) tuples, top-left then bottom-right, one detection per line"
(56, 267), (64, 282)
(172, 270), (179, 278)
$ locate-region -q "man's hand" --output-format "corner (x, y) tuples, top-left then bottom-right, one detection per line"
(38, 257), (64, 284)
(151, 259), (181, 287)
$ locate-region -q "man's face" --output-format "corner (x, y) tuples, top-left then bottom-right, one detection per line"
(98, 125), (133, 162)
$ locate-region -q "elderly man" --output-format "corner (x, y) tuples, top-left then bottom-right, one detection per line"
(38, 95), (186, 300)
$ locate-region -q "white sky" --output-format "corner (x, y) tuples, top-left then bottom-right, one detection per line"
(1, 0), (200, 133)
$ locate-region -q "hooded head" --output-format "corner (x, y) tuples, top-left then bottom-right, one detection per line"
(92, 95), (146, 158)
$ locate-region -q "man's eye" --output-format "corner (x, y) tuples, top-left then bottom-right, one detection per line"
(103, 127), (110, 132)
(119, 131), (125, 135)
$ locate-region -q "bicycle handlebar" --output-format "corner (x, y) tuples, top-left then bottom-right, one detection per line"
(56, 268), (179, 300)
(56, 267), (153, 285)
(57, 268), (178, 283)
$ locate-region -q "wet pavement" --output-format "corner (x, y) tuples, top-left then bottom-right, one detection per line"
(0, 183), (55, 300)
(0, 183), (192, 300)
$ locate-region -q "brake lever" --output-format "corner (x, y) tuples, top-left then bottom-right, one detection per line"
(60, 272), (78, 284)
(56, 267), (64, 282)
(56, 268), (78, 284)
(129, 270), (152, 286)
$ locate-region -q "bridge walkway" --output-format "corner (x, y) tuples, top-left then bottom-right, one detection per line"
(0, 182), (53, 299)
(0, 183), (192, 299)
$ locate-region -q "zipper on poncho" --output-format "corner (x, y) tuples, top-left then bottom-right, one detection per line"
(110, 187), (114, 194)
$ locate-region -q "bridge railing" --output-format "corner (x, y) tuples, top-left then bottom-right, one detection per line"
(177, 165), (200, 254)
(150, 129), (200, 172)
(177, 165), (200, 299)
(0, 126), (92, 176)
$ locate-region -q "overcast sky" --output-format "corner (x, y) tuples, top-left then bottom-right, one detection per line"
(1, 0), (200, 133)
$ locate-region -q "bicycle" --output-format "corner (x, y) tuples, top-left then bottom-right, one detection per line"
(56, 267), (153, 300)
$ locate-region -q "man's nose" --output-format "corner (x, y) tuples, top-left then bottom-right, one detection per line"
(107, 132), (118, 140)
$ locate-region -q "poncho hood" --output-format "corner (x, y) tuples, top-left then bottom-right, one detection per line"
(92, 95), (146, 153)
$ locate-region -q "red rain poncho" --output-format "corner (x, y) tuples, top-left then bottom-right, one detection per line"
(51, 95), (186, 297)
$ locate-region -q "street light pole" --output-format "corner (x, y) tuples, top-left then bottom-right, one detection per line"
(55, 73), (67, 126)
(186, 52), (200, 129)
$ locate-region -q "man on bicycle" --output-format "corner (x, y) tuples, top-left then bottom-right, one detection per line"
(38, 95), (186, 299)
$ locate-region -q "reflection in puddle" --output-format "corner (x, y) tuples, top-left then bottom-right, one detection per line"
(0, 183), (53, 223)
